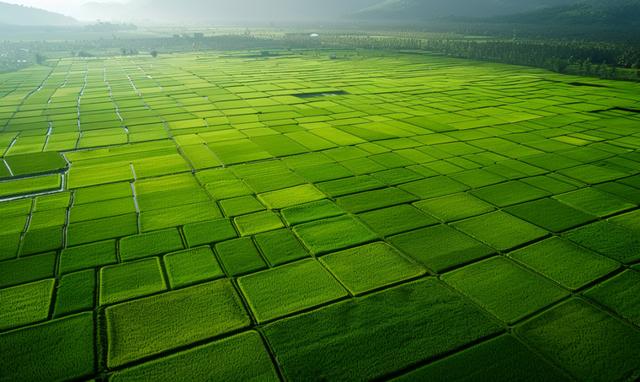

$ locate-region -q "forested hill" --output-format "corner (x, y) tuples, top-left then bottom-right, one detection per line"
(353, 0), (640, 25)
(491, 0), (640, 26)
(0, 2), (77, 26)
(353, 0), (576, 20)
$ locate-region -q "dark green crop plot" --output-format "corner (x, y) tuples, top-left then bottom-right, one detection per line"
(106, 279), (250, 368)
(2, 50), (640, 380)
(443, 257), (569, 324)
(20, 225), (64, 255)
(0, 313), (94, 382)
(389, 225), (494, 273)
(182, 219), (237, 247)
(553, 188), (635, 217)
(566, 221), (640, 263)
(393, 335), (570, 382)
(510, 238), (620, 290)
(471, 181), (551, 208)
(254, 229), (309, 266)
(59, 240), (117, 274)
(264, 279), (501, 381)
(585, 270), (640, 326)
(505, 198), (596, 233)
(215, 237), (267, 276)
(336, 187), (417, 214)
(0, 252), (56, 288)
(517, 299), (640, 381)
(0, 233), (20, 261)
(53, 270), (96, 318)
(4, 152), (67, 177)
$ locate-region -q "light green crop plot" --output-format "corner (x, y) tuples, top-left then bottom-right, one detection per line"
(0, 174), (61, 198)
(1, 50), (639, 381)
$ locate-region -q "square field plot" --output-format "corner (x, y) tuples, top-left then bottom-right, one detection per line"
(358, 204), (437, 236)
(53, 270), (96, 318)
(510, 238), (620, 290)
(0, 279), (54, 331)
(254, 229), (309, 266)
(280, 199), (345, 226)
(471, 181), (550, 208)
(453, 212), (549, 252)
(398, 176), (468, 199)
(320, 242), (426, 295)
(164, 247), (225, 288)
(414, 193), (495, 222)
(389, 225), (494, 273)
(238, 259), (348, 323)
(100, 258), (167, 305)
(293, 215), (378, 255)
(553, 188), (635, 217)
(443, 257), (569, 324)
(585, 270), (640, 326)
(504, 198), (596, 233)
(234, 211), (284, 236)
(516, 299), (640, 381)
(215, 237), (267, 276)
(566, 221), (640, 264)
(182, 219), (237, 247)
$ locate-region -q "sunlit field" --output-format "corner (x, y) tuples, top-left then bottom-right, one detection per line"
(1, 51), (639, 381)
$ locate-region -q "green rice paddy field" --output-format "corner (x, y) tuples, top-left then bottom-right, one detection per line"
(1, 51), (640, 381)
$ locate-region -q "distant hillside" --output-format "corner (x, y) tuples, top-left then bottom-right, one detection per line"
(491, 0), (640, 25)
(353, 0), (576, 21)
(0, 2), (77, 26)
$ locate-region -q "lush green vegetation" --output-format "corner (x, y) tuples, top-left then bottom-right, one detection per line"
(0, 49), (639, 381)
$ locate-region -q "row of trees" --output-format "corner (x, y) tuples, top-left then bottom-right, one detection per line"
(314, 35), (640, 80)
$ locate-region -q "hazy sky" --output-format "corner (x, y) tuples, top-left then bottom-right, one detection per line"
(4, 0), (119, 15)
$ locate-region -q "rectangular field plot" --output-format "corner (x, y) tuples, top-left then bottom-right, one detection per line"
(1, 50), (640, 381)
(264, 279), (501, 381)
(0, 174), (61, 198)
(106, 279), (250, 368)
